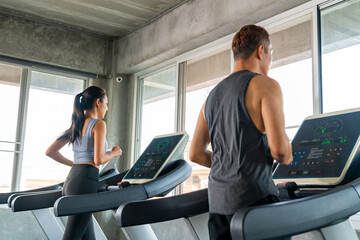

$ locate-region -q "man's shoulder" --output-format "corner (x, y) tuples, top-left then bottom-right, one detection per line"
(251, 74), (280, 90)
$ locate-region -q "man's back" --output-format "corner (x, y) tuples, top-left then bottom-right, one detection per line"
(205, 70), (278, 215)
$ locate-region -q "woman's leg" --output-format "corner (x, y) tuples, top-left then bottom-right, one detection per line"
(62, 166), (99, 240)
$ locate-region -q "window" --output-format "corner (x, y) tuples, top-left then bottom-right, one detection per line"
(0, 63), (22, 192)
(20, 71), (84, 190)
(321, 0), (360, 113)
(183, 48), (231, 193)
(139, 66), (177, 153)
(268, 14), (314, 139)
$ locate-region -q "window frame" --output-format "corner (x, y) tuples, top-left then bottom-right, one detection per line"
(134, 64), (179, 162)
(0, 60), (91, 191)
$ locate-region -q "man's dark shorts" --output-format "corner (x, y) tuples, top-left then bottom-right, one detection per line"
(208, 195), (280, 240)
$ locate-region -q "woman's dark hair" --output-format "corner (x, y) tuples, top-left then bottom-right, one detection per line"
(232, 24), (270, 61)
(58, 86), (106, 143)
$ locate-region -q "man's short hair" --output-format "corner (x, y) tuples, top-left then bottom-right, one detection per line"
(232, 25), (270, 61)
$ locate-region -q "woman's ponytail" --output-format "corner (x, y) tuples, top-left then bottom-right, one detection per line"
(58, 93), (85, 143)
(71, 93), (86, 142)
(58, 86), (106, 143)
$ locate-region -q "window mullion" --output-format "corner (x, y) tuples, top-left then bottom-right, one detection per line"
(11, 68), (31, 191)
(312, 6), (323, 115)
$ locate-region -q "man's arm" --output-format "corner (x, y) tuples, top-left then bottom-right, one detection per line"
(189, 102), (212, 168)
(261, 78), (293, 165)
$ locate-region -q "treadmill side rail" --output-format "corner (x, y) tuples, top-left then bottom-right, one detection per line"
(11, 190), (62, 211)
(230, 179), (360, 240)
(143, 160), (192, 198)
(0, 183), (63, 204)
(116, 188), (209, 227)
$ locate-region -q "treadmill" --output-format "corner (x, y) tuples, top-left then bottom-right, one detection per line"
(116, 108), (360, 240)
(1, 132), (192, 240)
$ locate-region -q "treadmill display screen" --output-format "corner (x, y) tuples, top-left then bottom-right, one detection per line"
(273, 111), (360, 180)
(124, 134), (184, 180)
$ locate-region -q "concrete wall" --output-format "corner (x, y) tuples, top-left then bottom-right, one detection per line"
(0, 14), (110, 75)
(116, 0), (311, 75)
(187, 49), (231, 92)
(0, 63), (21, 85)
(271, 20), (312, 69)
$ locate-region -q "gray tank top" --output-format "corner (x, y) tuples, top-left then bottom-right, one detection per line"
(73, 118), (108, 164)
(205, 70), (278, 215)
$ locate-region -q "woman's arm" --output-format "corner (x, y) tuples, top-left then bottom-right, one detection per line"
(93, 120), (122, 166)
(46, 138), (73, 167)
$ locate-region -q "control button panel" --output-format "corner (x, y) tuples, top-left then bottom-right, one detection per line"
(273, 110), (360, 181)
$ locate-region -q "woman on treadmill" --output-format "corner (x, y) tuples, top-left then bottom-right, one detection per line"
(46, 85), (122, 240)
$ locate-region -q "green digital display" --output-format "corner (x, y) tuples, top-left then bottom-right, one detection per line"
(156, 139), (169, 150)
(321, 138), (347, 145)
(321, 139), (334, 145)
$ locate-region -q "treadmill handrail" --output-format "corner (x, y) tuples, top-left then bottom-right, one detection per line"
(143, 159), (192, 198)
(230, 178), (360, 240)
(54, 160), (192, 217)
(54, 184), (148, 217)
(0, 183), (63, 204)
(116, 188), (208, 227)
(8, 189), (62, 208)
(11, 190), (63, 212)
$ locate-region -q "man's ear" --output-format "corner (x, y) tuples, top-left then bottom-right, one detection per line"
(257, 45), (265, 59)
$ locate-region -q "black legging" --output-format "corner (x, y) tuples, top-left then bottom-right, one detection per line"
(62, 164), (99, 240)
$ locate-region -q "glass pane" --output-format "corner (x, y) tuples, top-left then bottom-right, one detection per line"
(0, 152), (14, 192)
(184, 86), (215, 193)
(268, 14), (313, 139)
(269, 59), (313, 131)
(321, 0), (360, 113)
(183, 48), (231, 193)
(20, 71), (84, 190)
(0, 64), (21, 142)
(140, 67), (177, 152)
(0, 63), (22, 192)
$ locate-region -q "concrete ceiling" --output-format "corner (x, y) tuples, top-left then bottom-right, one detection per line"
(0, 0), (189, 39)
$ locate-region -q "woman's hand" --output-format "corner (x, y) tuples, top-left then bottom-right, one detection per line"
(111, 146), (122, 157)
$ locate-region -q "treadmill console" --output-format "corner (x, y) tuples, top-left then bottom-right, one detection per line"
(273, 109), (360, 186)
(123, 132), (189, 184)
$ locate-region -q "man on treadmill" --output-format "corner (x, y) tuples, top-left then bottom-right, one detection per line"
(189, 24), (293, 240)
